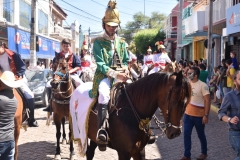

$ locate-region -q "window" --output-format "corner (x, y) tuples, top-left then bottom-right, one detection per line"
(233, 0), (240, 5)
(3, 0), (14, 23)
(19, 0), (31, 29)
(38, 10), (48, 35)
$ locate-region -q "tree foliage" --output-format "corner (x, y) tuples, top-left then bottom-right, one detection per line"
(134, 28), (165, 55)
(119, 11), (166, 44)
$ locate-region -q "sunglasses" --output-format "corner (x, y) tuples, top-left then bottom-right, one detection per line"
(187, 72), (194, 76)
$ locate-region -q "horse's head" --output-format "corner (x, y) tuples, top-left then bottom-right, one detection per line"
(160, 71), (191, 139)
(53, 52), (69, 73)
(51, 52), (71, 91)
(163, 62), (178, 73)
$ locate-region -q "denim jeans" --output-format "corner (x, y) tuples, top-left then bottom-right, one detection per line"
(0, 140), (15, 160)
(229, 131), (240, 160)
(219, 82), (224, 97)
(183, 114), (207, 158)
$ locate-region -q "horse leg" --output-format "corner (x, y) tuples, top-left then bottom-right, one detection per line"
(117, 151), (131, 160)
(86, 140), (97, 160)
(69, 121), (76, 160)
(14, 116), (21, 160)
(61, 117), (67, 145)
(54, 115), (62, 159)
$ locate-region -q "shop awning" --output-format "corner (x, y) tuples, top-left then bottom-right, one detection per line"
(185, 31), (220, 38)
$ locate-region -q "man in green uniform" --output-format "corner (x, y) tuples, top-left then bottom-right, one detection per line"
(89, 0), (129, 149)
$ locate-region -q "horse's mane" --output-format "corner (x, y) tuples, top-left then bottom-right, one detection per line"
(125, 72), (191, 110)
(126, 72), (171, 103)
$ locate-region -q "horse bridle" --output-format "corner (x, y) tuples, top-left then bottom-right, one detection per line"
(152, 80), (187, 137)
(51, 57), (73, 100)
(123, 74), (186, 137)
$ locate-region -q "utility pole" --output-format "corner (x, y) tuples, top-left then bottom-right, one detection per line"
(207, 0), (213, 76)
(176, 0), (183, 62)
(88, 27), (91, 54)
(30, 0), (37, 69)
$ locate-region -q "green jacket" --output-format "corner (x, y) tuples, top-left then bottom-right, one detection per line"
(89, 34), (129, 98)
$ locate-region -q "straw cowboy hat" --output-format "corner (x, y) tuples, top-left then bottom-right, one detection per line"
(0, 71), (21, 88)
(147, 46), (152, 52)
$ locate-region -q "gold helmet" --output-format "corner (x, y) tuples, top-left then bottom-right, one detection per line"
(147, 46), (152, 52)
(102, 0), (120, 27)
(82, 41), (88, 50)
(155, 41), (165, 49)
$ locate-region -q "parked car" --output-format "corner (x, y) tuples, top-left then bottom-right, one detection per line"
(25, 69), (52, 106)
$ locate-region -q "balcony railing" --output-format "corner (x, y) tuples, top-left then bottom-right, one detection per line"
(50, 24), (72, 40)
(205, 0), (234, 26)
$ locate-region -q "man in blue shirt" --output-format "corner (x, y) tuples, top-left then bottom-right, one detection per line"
(218, 70), (240, 160)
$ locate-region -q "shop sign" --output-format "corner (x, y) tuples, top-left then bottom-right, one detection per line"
(227, 3), (240, 35)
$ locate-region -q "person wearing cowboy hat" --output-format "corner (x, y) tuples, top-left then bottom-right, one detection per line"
(0, 41), (38, 127)
(148, 41), (171, 75)
(0, 69), (21, 159)
(89, 0), (129, 150)
(142, 46), (154, 77)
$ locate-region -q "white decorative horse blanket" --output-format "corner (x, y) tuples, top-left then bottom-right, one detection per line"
(69, 82), (96, 156)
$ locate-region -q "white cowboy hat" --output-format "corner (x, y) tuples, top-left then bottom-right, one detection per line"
(0, 71), (21, 88)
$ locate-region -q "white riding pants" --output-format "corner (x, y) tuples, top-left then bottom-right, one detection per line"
(142, 65), (149, 75)
(148, 67), (160, 75)
(18, 76), (34, 99)
(98, 78), (111, 105)
(71, 74), (84, 87)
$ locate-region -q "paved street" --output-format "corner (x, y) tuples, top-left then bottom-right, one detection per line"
(18, 105), (236, 160)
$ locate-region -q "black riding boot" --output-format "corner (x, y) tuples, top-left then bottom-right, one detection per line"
(96, 104), (108, 150)
(27, 98), (38, 127)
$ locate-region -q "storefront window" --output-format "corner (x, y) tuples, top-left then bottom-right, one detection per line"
(38, 10), (48, 35)
(19, 0), (31, 29)
(3, 0), (14, 23)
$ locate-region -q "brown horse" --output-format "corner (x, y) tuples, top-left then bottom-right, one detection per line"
(71, 71), (191, 160)
(51, 53), (76, 160)
(13, 89), (28, 160)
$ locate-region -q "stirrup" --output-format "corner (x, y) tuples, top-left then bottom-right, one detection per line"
(96, 128), (108, 145)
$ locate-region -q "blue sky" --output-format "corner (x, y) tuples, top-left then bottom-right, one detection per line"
(55, 0), (178, 33)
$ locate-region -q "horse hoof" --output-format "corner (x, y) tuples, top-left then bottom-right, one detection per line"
(54, 155), (61, 160)
(70, 154), (77, 160)
(62, 139), (67, 145)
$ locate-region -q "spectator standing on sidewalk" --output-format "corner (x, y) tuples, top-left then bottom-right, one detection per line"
(0, 69), (21, 160)
(226, 59), (236, 90)
(217, 59), (228, 105)
(199, 64), (208, 83)
(180, 67), (210, 160)
(218, 70), (240, 160)
(230, 51), (239, 71)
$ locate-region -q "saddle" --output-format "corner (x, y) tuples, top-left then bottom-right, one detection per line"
(92, 82), (124, 114)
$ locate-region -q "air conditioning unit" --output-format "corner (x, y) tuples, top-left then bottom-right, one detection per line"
(0, 17), (6, 25)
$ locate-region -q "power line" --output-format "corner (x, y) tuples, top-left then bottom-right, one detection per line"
(91, 0), (134, 16)
(59, 0), (101, 20)
(61, 8), (101, 24)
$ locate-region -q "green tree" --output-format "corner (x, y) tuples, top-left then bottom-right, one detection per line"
(134, 28), (165, 55)
(120, 11), (166, 43)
